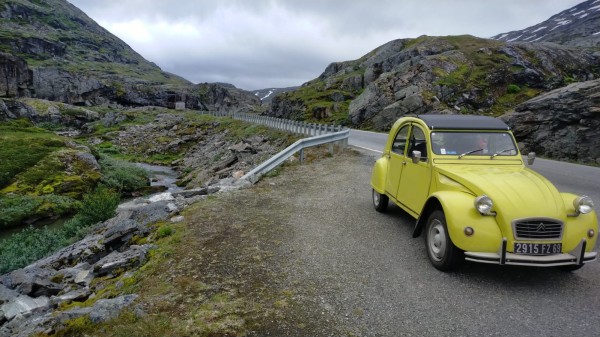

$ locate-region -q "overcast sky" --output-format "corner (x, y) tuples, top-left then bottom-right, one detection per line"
(67, 0), (583, 90)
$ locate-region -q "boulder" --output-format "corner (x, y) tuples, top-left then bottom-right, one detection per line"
(502, 79), (600, 164)
(93, 245), (151, 277)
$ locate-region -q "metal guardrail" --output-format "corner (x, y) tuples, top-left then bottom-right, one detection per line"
(200, 110), (349, 184)
(202, 110), (344, 136)
(241, 129), (349, 184)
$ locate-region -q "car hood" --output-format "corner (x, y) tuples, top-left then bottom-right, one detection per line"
(436, 164), (565, 219)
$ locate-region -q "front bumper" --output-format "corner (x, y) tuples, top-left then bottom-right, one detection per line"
(464, 239), (598, 267)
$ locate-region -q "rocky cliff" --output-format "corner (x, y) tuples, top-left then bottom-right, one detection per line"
(0, 0), (260, 111)
(268, 35), (599, 131)
(502, 79), (600, 164)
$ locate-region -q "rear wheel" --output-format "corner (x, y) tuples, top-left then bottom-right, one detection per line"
(372, 189), (389, 212)
(425, 210), (462, 271)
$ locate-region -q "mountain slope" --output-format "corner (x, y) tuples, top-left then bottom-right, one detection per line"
(0, 0), (259, 110)
(491, 0), (600, 47)
(268, 35), (599, 130)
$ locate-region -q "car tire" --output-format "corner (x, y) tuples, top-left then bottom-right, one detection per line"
(372, 189), (389, 212)
(425, 210), (462, 271)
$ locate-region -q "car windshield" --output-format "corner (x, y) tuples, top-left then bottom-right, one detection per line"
(430, 131), (518, 157)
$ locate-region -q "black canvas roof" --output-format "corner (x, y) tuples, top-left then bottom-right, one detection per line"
(418, 114), (510, 131)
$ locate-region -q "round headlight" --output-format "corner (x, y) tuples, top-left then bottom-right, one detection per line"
(574, 196), (594, 214)
(474, 195), (494, 215)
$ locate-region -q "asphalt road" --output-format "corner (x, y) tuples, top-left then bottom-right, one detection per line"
(270, 150), (600, 336)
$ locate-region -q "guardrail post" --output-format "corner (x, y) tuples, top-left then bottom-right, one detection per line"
(299, 148), (305, 163)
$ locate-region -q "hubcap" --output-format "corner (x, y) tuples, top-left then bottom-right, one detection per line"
(428, 219), (446, 262)
(373, 191), (380, 206)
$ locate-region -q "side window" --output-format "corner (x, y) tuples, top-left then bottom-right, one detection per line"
(391, 125), (410, 155)
(408, 126), (428, 162)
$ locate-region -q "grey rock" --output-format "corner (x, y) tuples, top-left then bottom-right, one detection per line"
(0, 295), (50, 321)
(0, 267), (60, 297)
(88, 294), (138, 324)
(34, 234), (106, 270)
(0, 285), (17, 305)
(50, 288), (91, 307)
(93, 245), (151, 277)
(172, 186), (220, 198)
(501, 79), (600, 164)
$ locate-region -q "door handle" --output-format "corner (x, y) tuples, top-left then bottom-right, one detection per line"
(402, 161), (407, 165)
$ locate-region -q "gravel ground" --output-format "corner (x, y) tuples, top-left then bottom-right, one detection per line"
(184, 147), (600, 337)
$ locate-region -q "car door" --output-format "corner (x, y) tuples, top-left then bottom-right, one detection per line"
(396, 124), (432, 214)
(386, 124), (410, 198)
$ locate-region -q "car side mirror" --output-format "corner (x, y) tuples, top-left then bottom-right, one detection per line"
(527, 152), (536, 165)
(412, 150), (421, 164)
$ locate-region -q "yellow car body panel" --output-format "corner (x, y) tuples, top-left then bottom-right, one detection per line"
(370, 115), (598, 268)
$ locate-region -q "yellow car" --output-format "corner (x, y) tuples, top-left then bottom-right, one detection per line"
(371, 115), (598, 271)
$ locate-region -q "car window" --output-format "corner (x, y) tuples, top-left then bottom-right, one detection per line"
(430, 131), (518, 156)
(391, 125), (410, 155)
(408, 125), (427, 162)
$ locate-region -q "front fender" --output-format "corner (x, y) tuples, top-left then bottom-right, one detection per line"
(371, 156), (388, 194)
(561, 192), (598, 252)
(425, 191), (503, 253)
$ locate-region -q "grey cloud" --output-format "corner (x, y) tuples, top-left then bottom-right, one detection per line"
(68, 0), (583, 89)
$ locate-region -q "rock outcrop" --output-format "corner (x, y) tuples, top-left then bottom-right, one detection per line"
(0, 178), (247, 337)
(268, 35), (599, 131)
(501, 79), (600, 164)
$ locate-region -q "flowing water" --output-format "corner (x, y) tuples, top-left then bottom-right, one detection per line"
(0, 163), (181, 242)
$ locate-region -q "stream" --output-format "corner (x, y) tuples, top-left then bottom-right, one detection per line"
(0, 163), (181, 242)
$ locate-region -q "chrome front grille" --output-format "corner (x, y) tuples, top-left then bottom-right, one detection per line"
(512, 218), (564, 240)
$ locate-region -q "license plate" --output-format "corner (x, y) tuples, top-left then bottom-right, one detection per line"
(513, 243), (562, 255)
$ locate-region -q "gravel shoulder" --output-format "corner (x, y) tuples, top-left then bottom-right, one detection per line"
(99, 147), (600, 337)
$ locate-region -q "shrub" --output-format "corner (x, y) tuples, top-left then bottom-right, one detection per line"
(0, 194), (80, 230)
(0, 226), (67, 274)
(0, 195), (42, 229)
(157, 225), (174, 238)
(0, 186), (120, 273)
(99, 156), (149, 194)
(77, 186), (120, 225)
(507, 84), (521, 94)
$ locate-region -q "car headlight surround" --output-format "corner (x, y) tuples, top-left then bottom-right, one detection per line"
(574, 195), (594, 214)
(474, 195), (494, 215)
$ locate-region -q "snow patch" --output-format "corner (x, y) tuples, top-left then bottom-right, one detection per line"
(593, 0), (600, 5)
(580, 13), (589, 18)
(523, 35), (537, 41)
(532, 26), (547, 33)
(593, 31), (600, 35)
(261, 90), (274, 100)
(507, 34), (523, 42)
(571, 10), (586, 16)
(496, 33), (508, 40)
(556, 19), (572, 26)
(591, 4), (600, 10)
(532, 36), (545, 42)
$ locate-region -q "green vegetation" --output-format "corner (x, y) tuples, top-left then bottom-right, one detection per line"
(507, 84), (521, 94)
(99, 156), (149, 194)
(0, 194), (79, 230)
(0, 186), (120, 274)
(0, 119), (64, 187)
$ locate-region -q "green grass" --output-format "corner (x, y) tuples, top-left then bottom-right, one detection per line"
(0, 120), (65, 188)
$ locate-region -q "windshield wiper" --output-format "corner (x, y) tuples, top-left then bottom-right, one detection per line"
(458, 148), (483, 159)
(490, 149), (513, 159)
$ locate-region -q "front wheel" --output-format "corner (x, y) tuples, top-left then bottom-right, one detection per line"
(425, 210), (462, 271)
(372, 189), (389, 212)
